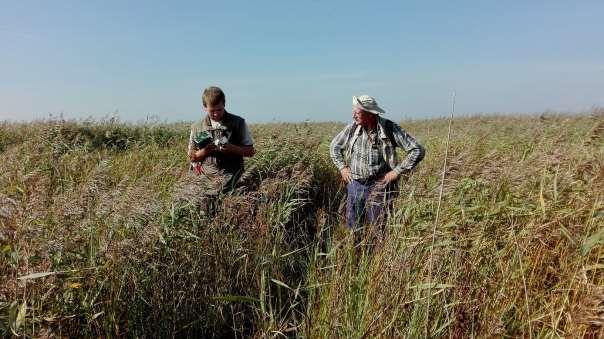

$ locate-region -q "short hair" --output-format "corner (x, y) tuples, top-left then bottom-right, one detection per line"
(202, 86), (226, 107)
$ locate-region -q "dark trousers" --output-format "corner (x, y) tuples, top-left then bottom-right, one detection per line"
(345, 179), (398, 232)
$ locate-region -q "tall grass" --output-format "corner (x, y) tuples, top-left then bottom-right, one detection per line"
(0, 113), (602, 337)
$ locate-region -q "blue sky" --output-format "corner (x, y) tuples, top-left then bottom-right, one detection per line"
(1, 0), (603, 122)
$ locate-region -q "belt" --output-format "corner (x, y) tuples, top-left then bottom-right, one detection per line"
(354, 173), (387, 185)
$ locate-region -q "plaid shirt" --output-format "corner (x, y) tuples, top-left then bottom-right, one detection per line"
(329, 117), (425, 180)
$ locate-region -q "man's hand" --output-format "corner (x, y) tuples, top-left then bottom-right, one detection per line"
(190, 144), (217, 162)
(380, 170), (399, 184)
(219, 143), (235, 153)
(219, 143), (256, 157)
(340, 167), (352, 184)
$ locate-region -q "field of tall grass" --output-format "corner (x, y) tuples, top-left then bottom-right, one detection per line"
(1, 111), (602, 337)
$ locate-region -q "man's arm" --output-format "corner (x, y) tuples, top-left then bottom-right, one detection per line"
(190, 144), (217, 162)
(379, 124), (425, 184)
(330, 125), (353, 170)
(390, 124), (425, 175)
(330, 124), (354, 183)
(189, 143), (253, 161)
(219, 121), (256, 157)
(219, 144), (255, 157)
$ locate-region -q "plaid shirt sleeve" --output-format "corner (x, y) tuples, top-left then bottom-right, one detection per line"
(390, 124), (425, 174)
(330, 124), (354, 171)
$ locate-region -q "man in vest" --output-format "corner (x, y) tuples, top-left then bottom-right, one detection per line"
(188, 86), (255, 197)
(330, 95), (425, 234)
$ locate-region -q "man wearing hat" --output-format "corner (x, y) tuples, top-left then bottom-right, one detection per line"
(330, 95), (425, 233)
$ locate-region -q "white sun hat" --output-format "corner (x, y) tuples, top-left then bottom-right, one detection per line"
(352, 95), (386, 115)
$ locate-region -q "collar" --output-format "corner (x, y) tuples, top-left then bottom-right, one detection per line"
(376, 116), (389, 139)
(354, 116), (388, 139)
(203, 111), (229, 127)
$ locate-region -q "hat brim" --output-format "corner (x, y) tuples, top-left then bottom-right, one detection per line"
(353, 96), (385, 115)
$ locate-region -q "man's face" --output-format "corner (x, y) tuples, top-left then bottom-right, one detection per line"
(204, 102), (225, 121)
(352, 107), (375, 127)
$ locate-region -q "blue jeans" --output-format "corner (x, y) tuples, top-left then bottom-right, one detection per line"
(346, 179), (398, 230)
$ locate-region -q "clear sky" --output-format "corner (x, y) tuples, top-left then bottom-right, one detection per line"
(1, 0), (603, 122)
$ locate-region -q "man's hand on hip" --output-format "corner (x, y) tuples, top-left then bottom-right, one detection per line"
(340, 167), (352, 184)
(380, 170), (399, 184)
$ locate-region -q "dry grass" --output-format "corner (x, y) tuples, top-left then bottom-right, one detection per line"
(0, 112), (602, 337)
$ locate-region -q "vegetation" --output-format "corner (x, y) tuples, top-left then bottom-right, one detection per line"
(0, 112), (602, 337)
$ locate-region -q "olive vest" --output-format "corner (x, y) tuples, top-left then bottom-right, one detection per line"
(191, 111), (246, 175)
